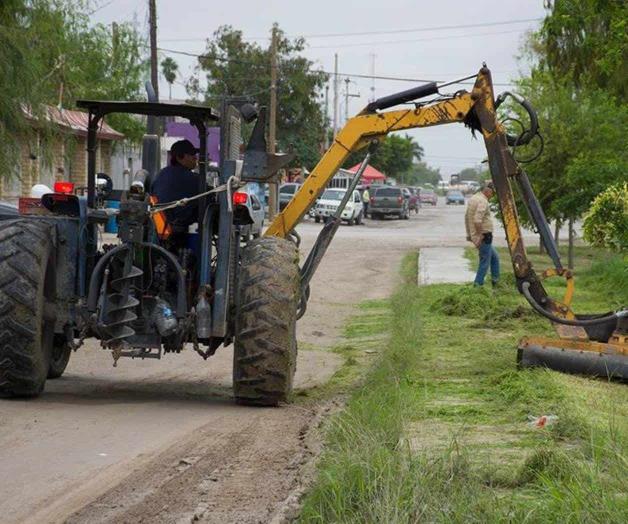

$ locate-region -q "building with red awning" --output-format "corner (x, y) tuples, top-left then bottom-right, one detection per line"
(348, 163), (387, 184)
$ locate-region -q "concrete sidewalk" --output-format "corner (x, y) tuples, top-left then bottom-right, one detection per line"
(418, 247), (475, 285)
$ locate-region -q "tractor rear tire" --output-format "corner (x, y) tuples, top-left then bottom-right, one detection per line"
(0, 220), (56, 397)
(233, 237), (300, 406)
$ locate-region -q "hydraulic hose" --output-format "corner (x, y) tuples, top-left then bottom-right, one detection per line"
(494, 91), (539, 147)
(521, 282), (626, 327)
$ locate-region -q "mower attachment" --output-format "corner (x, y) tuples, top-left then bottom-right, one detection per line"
(518, 336), (628, 380)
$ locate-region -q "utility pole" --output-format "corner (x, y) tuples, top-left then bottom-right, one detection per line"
(112, 22), (119, 59)
(332, 53), (339, 138)
(369, 53), (376, 102)
(324, 84), (329, 148)
(343, 77), (360, 123)
(149, 0), (159, 100)
(268, 25), (279, 219)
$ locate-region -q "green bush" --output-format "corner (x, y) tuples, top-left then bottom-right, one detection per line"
(583, 182), (628, 251)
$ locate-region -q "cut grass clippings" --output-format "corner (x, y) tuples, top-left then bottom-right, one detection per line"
(299, 248), (628, 523)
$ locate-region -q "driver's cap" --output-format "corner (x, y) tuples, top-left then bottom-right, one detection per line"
(171, 139), (199, 157)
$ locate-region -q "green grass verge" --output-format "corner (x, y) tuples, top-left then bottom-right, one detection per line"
(299, 248), (628, 523)
(295, 298), (392, 402)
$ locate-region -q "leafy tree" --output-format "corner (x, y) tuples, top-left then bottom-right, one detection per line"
(343, 133), (423, 182)
(190, 25), (328, 169)
(61, 19), (148, 140)
(512, 0), (628, 261)
(533, 0), (627, 101)
(583, 182), (628, 251)
(405, 161), (441, 187)
(0, 0), (147, 172)
(515, 74), (627, 222)
(161, 56), (178, 100)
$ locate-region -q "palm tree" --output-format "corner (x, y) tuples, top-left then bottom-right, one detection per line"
(160, 57), (178, 100)
(407, 135), (424, 162)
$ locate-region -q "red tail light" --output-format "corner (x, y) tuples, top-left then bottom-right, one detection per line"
(232, 191), (248, 205)
(397, 196), (403, 204)
(54, 181), (74, 194)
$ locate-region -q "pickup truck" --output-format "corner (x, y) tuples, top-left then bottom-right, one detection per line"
(369, 186), (409, 220)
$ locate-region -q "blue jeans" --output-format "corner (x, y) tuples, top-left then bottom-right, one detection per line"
(475, 238), (500, 286)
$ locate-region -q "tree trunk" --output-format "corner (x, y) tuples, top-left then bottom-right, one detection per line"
(568, 218), (575, 270)
(539, 236), (545, 255)
(554, 220), (561, 247)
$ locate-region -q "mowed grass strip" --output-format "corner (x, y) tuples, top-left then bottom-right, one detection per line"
(299, 249), (628, 523)
(295, 298), (392, 402)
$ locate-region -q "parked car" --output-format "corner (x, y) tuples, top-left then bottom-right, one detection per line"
(279, 182), (302, 211)
(239, 189), (265, 239)
(446, 190), (466, 205)
(419, 188), (438, 206)
(370, 186), (409, 220)
(309, 188), (364, 225)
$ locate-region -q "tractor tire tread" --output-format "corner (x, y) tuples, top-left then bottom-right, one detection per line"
(233, 237), (299, 406)
(0, 220), (54, 397)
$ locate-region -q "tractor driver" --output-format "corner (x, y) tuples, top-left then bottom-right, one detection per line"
(151, 139), (201, 230)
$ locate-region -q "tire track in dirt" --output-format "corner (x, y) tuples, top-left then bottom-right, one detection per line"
(66, 403), (335, 524)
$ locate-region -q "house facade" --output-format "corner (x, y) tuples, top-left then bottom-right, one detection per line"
(0, 107), (124, 203)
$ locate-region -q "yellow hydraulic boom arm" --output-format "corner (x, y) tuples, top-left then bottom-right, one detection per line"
(264, 65), (627, 378)
(265, 89), (474, 238)
(267, 67), (535, 291)
(267, 68), (534, 279)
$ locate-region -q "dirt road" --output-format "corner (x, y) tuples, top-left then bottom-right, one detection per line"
(0, 201), (542, 523)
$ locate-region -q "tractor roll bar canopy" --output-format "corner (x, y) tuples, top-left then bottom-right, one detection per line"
(76, 100), (220, 208)
(76, 100), (220, 121)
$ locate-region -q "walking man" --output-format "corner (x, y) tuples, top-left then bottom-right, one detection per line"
(465, 181), (500, 287)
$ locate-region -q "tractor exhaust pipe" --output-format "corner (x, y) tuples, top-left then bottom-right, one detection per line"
(142, 81), (161, 184)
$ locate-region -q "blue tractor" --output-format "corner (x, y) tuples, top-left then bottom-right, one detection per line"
(0, 99), (299, 406)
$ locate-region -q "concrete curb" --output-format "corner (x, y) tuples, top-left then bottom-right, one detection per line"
(418, 247), (475, 286)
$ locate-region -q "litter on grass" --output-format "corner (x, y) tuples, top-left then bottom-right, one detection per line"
(527, 414), (559, 428)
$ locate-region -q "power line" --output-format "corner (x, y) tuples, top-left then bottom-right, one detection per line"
(160, 17), (542, 42)
(326, 71), (516, 87)
(294, 17), (542, 39)
(424, 160), (485, 165)
(156, 46), (518, 87)
(88, 0), (117, 15)
(307, 28), (528, 49)
(423, 154), (486, 161)
(154, 46), (268, 69)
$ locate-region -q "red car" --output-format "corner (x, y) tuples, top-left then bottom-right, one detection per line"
(419, 188), (438, 206)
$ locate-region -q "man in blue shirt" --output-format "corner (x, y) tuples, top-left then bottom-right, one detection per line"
(151, 139), (201, 228)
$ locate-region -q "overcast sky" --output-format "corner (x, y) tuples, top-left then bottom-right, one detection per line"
(93, 0), (547, 176)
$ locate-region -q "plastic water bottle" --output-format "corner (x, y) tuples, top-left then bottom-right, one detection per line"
(153, 299), (178, 337)
(196, 296), (211, 338)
